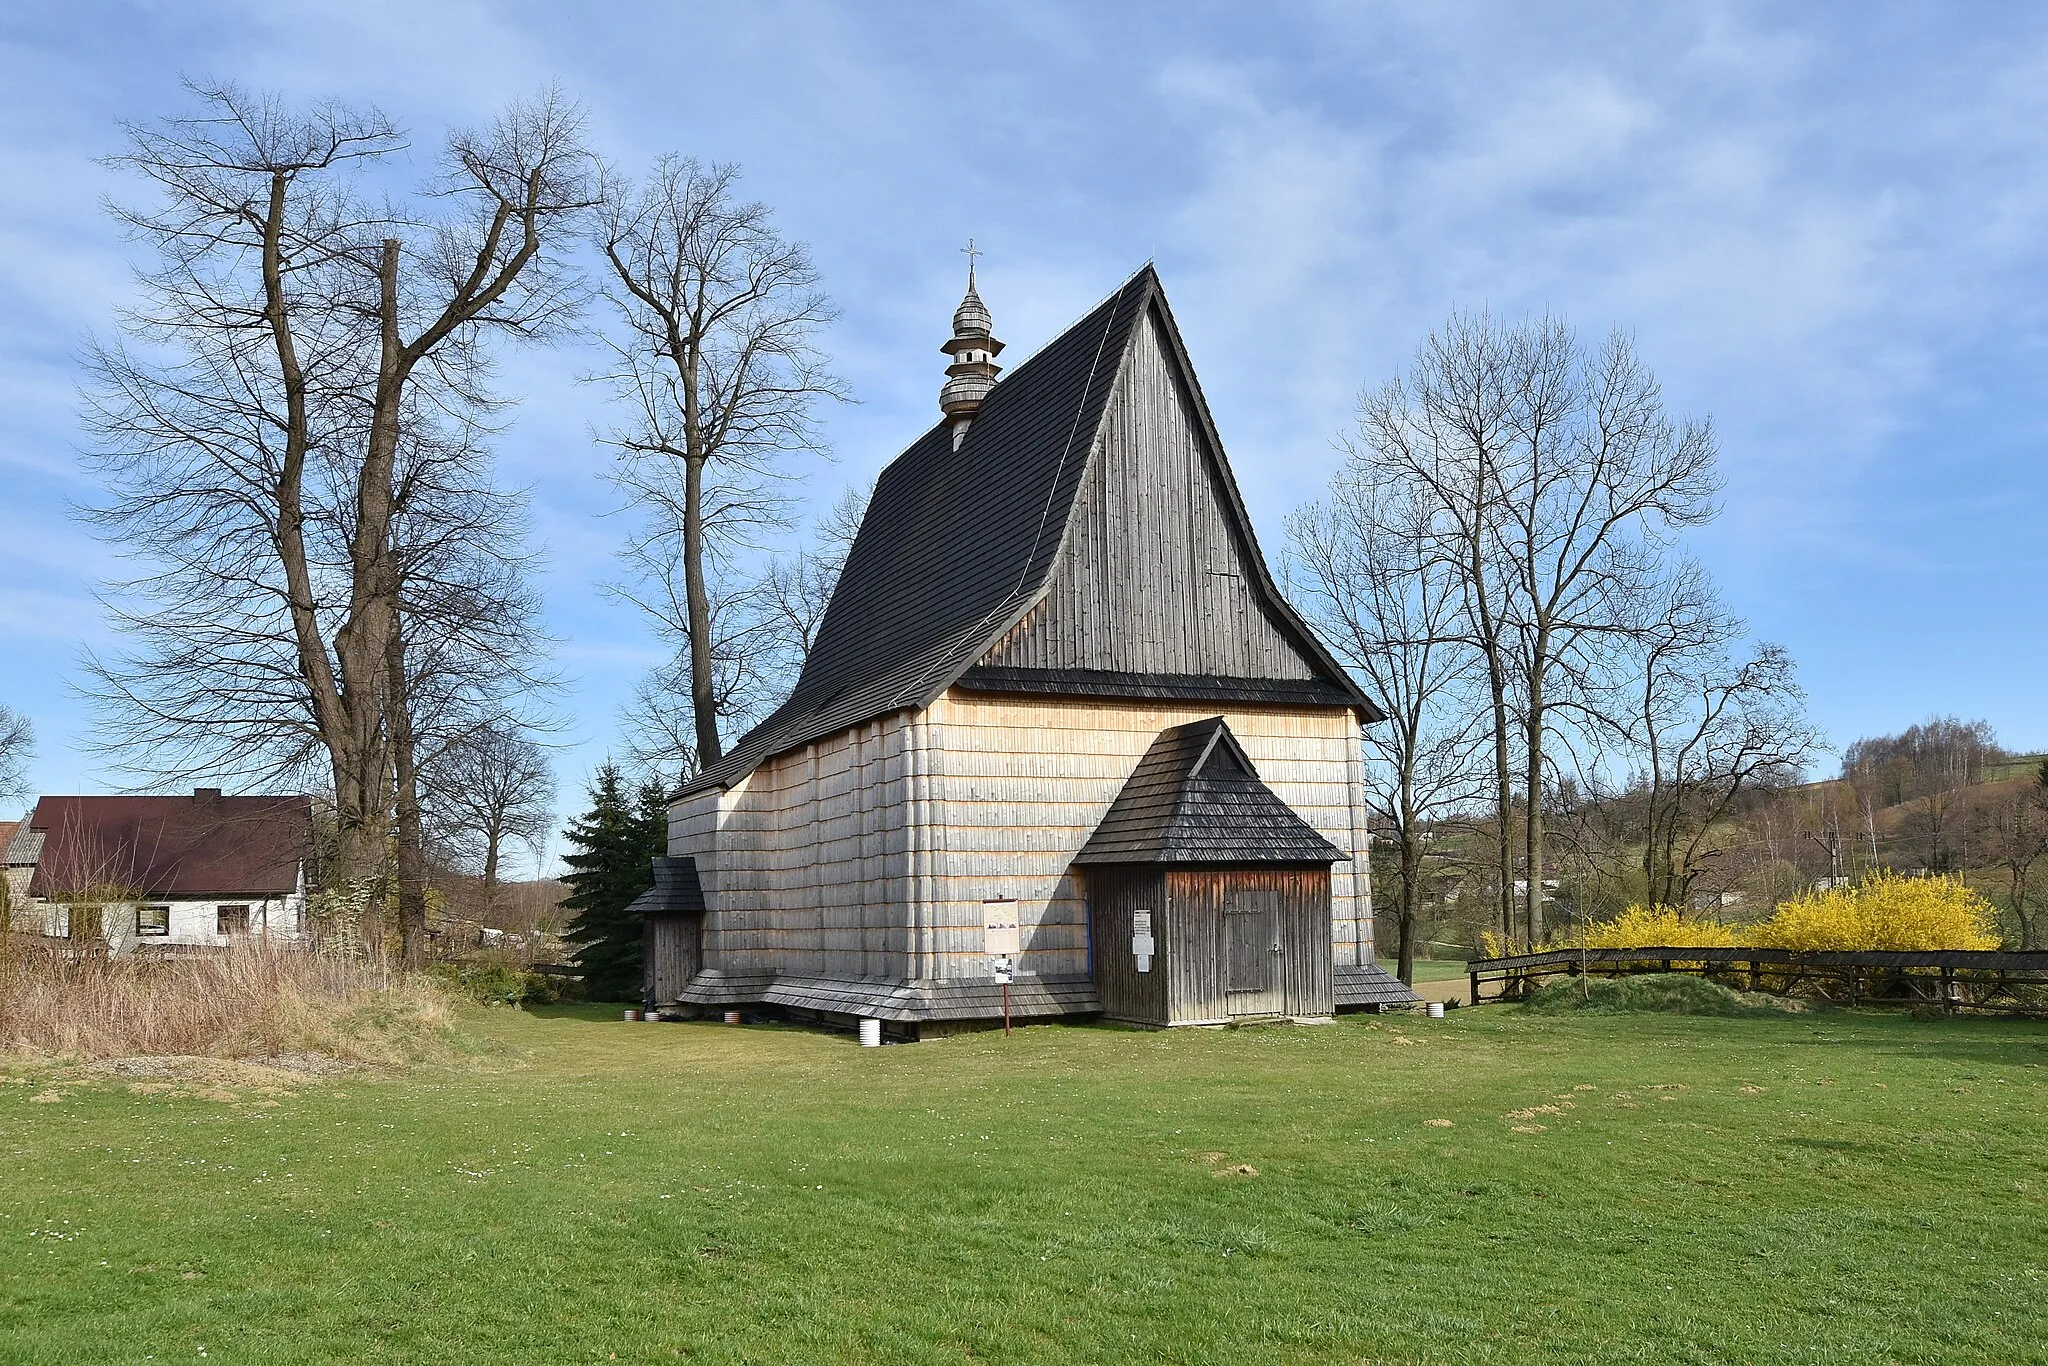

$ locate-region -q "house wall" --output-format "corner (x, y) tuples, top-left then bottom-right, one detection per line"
(26, 894), (304, 951)
(2, 865), (31, 912)
(643, 915), (701, 1005)
(917, 691), (1369, 984)
(673, 691), (1372, 997)
(1083, 866), (1167, 1024)
(1167, 867), (1335, 1022)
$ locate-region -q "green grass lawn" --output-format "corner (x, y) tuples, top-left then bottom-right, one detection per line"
(1406, 959), (1468, 984)
(4, 1003), (2046, 1364)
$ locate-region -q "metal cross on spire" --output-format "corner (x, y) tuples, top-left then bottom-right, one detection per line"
(961, 238), (982, 285)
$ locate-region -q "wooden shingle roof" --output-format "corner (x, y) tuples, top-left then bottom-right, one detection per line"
(1074, 718), (1347, 866)
(625, 857), (706, 917)
(683, 266), (1375, 796)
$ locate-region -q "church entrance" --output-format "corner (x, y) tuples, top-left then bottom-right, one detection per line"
(1223, 882), (1286, 1016)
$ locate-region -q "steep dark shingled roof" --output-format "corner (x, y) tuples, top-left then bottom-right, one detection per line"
(25, 791), (311, 899)
(683, 266), (1376, 797)
(1074, 718), (1347, 866)
(626, 856), (706, 917)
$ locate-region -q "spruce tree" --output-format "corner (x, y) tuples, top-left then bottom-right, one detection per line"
(561, 763), (666, 1001)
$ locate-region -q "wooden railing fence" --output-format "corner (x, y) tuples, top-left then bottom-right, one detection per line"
(1466, 945), (2048, 1016)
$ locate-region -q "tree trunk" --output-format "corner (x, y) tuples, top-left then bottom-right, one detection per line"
(1397, 815), (1420, 986)
(330, 239), (409, 908)
(482, 819), (504, 919)
(387, 627), (429, 968)
(1523, 654), (1546, 943)
(683, 453), (721, 766)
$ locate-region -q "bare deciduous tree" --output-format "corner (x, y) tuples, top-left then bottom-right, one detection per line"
(1350, 310), (1720, 943)
(81, 80), (589, 963)
(421, 724), (557, 916)
(595, 157), (846, 771)
(1291, 474), (1486, 984)
(0, 706), (32, 806)
(1352, 314), (1521, 941)
(1591, 561), (1818, 909)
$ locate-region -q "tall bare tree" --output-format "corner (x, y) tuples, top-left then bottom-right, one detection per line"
(1489, 323), (1721, 939)
(1291, 473), (1486, 983)
(82, 80), (588, 960)
(1352, 311), (1720, 943)
(595, 157), (846, 770)
(1351, 314), (1522, 940)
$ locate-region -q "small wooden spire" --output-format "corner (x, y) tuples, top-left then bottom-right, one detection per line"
(940, 241), (1004, 448)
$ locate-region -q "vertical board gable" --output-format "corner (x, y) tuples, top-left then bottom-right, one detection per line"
(979, 305), (1322, 681)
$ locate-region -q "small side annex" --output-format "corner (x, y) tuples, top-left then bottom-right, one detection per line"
(1076, 718), (1346, 1026)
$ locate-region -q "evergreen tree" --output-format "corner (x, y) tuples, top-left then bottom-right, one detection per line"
(561, 763), (666, 1001)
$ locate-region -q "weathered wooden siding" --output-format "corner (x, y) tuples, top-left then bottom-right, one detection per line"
(1160, 872), (1228, 1024)
(668, 711), (919, 984)
(644, 914), (701, 1005)
(1085, 866), (1168, 1024)
(1161, 868), (1333, 1021)
(919, 691), (1369, 984)
(979, 305), (1320, 681)
(668, 691), (1370, 1008)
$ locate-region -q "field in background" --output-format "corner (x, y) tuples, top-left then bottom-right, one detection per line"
(3, 1004), (2044, 1364)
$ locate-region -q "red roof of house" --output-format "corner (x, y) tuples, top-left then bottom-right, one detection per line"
(26, 791), (312, 900)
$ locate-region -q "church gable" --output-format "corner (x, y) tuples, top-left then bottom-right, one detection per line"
(686, 265), (1375, 799)
(973, 302), (1329, 686)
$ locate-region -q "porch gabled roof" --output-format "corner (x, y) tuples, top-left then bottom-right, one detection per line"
(1074, 718), (1347, 866)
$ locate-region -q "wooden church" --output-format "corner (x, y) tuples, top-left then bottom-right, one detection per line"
(636, 263), (1419, 1034)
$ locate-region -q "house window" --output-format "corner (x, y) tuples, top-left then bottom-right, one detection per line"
(138, 905), (170, 937)
(217, 905), (251, 936)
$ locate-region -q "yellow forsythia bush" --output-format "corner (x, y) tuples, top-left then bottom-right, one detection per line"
(1576, 905), (1743, 949)
(1750, 870), (2000, 952)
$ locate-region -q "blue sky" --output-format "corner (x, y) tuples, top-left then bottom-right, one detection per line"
(3, 2), (2046, 869)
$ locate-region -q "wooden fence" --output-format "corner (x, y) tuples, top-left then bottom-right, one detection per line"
(1466, 945), (2048, 1016)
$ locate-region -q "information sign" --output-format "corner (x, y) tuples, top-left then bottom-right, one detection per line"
(982, 898), (1020, 957)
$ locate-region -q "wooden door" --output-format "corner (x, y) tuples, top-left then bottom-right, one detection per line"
(1223, 883), (1284, 1017)
(645, 914), (703, 1006)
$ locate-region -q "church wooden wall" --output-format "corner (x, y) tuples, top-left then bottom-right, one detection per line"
(979, 306), (1319, 681)
(917, 691), (1371, 984)
(668, 692), (1373, 997)
(668, 710), (919, 984)
(1080, 865), (1167, 1025)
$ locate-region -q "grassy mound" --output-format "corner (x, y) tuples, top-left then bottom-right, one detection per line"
(1523, 972), (1793, 1016)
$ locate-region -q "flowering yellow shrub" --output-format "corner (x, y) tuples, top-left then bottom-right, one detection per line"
(1575, 905), (1743, 949)
(1751, 871), (2000, 952)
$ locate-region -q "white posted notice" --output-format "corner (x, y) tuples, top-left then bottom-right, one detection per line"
(983, 898), (1020, 958)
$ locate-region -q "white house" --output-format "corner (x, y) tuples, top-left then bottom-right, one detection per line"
(14, 789), (312, 950)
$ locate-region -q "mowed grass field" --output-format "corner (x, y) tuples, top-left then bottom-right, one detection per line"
(3, 1003), (2045, 1365)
